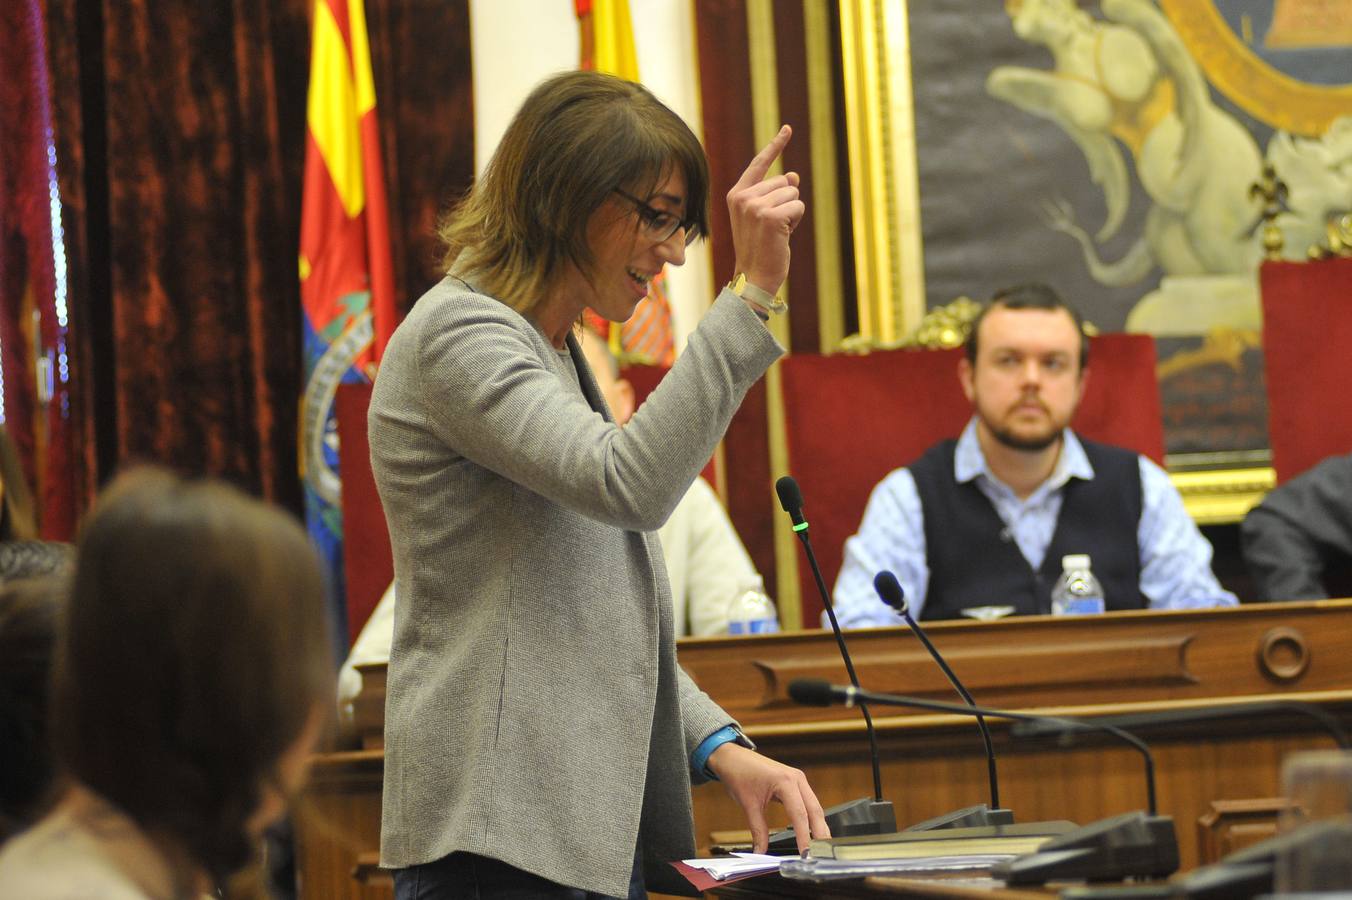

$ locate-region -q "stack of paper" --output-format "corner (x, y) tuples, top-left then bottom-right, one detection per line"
(678, 852), (782, 881)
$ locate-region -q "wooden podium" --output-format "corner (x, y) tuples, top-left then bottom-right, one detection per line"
(297, 601), (1352, 898)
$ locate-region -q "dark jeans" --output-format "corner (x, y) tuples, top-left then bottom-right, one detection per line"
(392, 849), (645, 900)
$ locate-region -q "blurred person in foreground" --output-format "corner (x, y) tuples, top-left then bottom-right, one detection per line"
(0, 577), (67, 845)
(369, 70), (827, 899)
(0, 469), (333, 899)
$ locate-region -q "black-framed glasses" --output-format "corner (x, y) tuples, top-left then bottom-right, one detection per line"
(613, 189), (699, 246)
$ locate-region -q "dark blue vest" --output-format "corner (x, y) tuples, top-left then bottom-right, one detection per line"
(908, 437), (1145, 620)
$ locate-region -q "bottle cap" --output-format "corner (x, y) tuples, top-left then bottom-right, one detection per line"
(1061, 554), (1090, 571)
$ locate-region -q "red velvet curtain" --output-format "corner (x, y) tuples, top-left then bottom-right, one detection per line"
(0, 0), (86, 538)
(21, 0), (471, 518)
(34, 0), (314, 512)
(364, 0), (476, 315)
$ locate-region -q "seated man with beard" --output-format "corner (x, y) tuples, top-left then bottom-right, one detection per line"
(831, 283), (1236, 625)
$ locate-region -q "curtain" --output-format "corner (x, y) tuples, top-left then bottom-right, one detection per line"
(28, 0), (472, 516)
(0, 0), (85, 538)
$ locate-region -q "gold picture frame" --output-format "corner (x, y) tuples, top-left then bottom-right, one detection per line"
(834, 0), (1284, 525)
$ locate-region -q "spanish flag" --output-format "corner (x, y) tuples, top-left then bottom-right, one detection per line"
(298, 0), (394, 632)
(576, 0), (676, 366)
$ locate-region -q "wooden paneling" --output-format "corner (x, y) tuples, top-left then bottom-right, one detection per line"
(1196, 797), (1290, 865)
(671, 601), (1352, 729)
(300, 602), (1352, 898)
(297, 751), (389, 900)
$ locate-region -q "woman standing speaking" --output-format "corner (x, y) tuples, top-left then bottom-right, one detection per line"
(370, 70), (828, 899)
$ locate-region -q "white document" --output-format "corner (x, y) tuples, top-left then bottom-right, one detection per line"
(679, 852), (783, 881)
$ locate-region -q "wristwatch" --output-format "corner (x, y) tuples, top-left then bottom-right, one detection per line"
(728, 272), (788, 316)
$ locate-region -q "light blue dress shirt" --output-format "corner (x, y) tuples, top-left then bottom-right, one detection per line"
(829, 419), (1238, 627)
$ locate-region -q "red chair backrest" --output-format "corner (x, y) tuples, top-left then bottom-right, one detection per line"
(620, 364), (669, 414)
(622, 363), (720, 488)
(1260, 257), (1352, 484)
(780, 334), (1163, 626)
(336, 383), (393, 646)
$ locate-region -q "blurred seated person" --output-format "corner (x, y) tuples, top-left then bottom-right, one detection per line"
(339, 329), (761, 717)
(0, 469), (333, 898)
(1242, 453), (1352, 601)
(0, 550), (75, 843)
(0, 577), (65, 844)
(832, 284), (1237, 625)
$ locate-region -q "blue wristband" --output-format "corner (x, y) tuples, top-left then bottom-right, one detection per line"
(691, 725), (742, 779)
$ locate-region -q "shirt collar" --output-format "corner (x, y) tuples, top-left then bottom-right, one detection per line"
(953, 417), (1095, 490)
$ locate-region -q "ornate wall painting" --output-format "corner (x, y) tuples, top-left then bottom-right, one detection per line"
(896, 0), (1352, 483)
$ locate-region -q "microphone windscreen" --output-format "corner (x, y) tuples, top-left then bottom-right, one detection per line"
(775, 475), (803, 514)
(788, 678), (836, 707)
(873, 570), (908, 614)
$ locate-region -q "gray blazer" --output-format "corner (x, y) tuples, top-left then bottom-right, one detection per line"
(369, 277), (782, 896)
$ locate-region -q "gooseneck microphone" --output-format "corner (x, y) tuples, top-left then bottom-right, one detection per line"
(773, 476), (894, 837)
(787, 678), (1157, 817)
(776, 476), (881, 801)
(873, 570), (1005, 820)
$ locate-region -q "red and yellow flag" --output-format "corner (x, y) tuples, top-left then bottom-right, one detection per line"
(576, 0), (676, 366)
(298, 0), (395, 634)
(300, 0), (395, 371)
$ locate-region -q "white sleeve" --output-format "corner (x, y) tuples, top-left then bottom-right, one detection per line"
(676, 477), (761, 637)
(830, 468), (929, 628)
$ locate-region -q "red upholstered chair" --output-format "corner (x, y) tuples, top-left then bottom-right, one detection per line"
(622, 363), (720, 489)
(335, 383), (393, 646)
(1260, 257), (1352, 484)
(619, 363), (668, 410)
(779, 334), (1164, 626)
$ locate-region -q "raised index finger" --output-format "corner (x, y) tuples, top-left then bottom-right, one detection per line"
(733, 125), (792, 193)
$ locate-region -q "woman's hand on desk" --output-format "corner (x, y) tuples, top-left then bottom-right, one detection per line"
(706, 740), (830, 854)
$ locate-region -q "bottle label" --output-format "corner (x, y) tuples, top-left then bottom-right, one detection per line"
(1060, 597), (1106, 615)
(728, 618), (779, 635)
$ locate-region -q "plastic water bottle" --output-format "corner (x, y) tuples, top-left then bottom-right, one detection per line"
(1050, 554), (1106, 616)
(727, 576), (780, 635)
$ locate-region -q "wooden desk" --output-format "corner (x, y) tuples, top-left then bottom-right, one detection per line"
(298, 601), (1352, 898)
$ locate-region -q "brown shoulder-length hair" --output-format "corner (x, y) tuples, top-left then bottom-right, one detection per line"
(0, 575), (67, 843)
(440, 69), (711, 312)
(53, 468), (332, 897)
